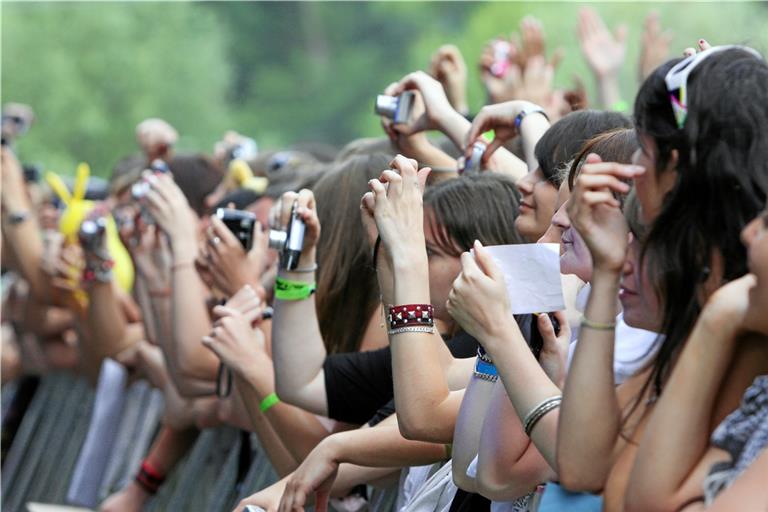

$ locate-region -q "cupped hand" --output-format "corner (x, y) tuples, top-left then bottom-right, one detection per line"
(446, 240), (520, 355)
(278, 438), (339, 512)
(269, 189), (320, 266)
(366, 155), (431, 264)
(567, 154), (643, 273)
(536, 310), (571, 388)
(577, 7), (627, 79)
(201, 303), (268, 376)
(389, 71), (456, 136)
(464, 100), (540, 162)
(428, 44), (469, 114)
(143, 173), (198, 247)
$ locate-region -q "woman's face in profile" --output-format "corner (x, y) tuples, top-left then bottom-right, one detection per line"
(742, 209), (768, 335)
(620, 235), (663, 332)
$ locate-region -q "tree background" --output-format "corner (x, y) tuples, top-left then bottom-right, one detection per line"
(3, 1), (767, 177)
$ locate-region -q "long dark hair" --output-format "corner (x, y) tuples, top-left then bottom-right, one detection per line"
(634, 49), (768, 399)
(313, 153), (393, 354)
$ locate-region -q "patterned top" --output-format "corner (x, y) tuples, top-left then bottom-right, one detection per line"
(704, 375), (768, 505)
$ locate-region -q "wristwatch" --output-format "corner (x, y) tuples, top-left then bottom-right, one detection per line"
(514, 105), (549, 129)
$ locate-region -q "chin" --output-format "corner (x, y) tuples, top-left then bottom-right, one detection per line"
(623, 312), (661, 332)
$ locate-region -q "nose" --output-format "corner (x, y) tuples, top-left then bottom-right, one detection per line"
(516, 171), (535, 196)
(741, 217), (759, 248)
(622, 233), (636, 277)
(552, 202), (570, 230)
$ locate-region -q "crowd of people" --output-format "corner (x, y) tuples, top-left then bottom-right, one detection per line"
(2, 8), (768, 512)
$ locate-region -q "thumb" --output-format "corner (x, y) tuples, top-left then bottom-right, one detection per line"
(416, 167), (432, 192)
(472, 240), (504, 281)
(212, 305), (238, 319)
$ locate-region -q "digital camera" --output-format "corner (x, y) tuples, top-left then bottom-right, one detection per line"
(461, 141), (486, 175)
(130, 159), (171, 200)
(216, 208), (257, 251)
(490, 40), (512, 78)
(374, 91), (415, 125)
(79, 216), (108, 252)
(268, 201), (305, 271)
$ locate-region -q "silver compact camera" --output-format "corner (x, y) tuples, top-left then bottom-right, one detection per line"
(460, 141), (486, 175)
(131, 159), (170, 200)
(374, 91), (415, 125)
(268, 201), (305, 271)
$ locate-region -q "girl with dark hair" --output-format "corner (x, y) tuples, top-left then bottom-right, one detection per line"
(625, 206), (768, 509)
(556, 45), (768, 511)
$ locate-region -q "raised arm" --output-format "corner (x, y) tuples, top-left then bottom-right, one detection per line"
(558, 156), (642, 490)
(270, 189), (330, 415)
(447, 242), (568, 469)
(364, 155), (468, 442)
(144, 173), (219, 389)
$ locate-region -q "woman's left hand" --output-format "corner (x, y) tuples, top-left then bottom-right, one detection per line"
(447, 240), (520, 356)
(278, 437), (340, 512)
(201, 288), (269, 377)
(536, 310), (571, 388)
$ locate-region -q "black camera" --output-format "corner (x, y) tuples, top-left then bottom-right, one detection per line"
(374, 91), (415, 125)
(268, 201), (305, 270)
(216, 208), (257, 251)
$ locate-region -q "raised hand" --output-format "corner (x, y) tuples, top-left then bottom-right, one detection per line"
(143, 173), (198, 254)
(429, 44), (469, 115)
(269, 189), (321, 269)
(365, 155), (431, 265)
(446, 240), (519, 356)
(567, 154), (643, 273)
(387, 71), (456, 136)
(577, 7), (628, 79)
(207, 215), (267, 297)
(638, 11), (673, 82)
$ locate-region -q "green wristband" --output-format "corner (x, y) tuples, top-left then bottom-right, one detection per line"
(259, 392), (280, 413)
(274, 276), (316, 301)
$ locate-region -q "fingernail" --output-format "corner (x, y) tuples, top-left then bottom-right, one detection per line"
(629, 165), (645, 173)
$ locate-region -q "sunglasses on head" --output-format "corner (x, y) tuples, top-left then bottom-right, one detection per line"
(664, 45), (763, 129)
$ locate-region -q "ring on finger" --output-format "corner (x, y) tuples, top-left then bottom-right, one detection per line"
(211, 236), (221, 246)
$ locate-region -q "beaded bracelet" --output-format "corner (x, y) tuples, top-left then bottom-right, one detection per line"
(477, 345), (493, 364)
(523, 396), (562, 436)
(388, 325), (434, 336)
(82, 259), (115, 284)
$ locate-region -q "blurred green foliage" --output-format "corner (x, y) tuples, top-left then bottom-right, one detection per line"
(3, 1), (767, 177)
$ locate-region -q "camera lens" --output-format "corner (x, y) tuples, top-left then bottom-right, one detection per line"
(374, 95), (399, 119)
(268, 229), (287, 251)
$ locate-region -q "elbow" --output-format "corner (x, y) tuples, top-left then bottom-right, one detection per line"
(398, 416), (451, 444)
(556, 465), (605, 494)
(476, 458), (545, 502)
(451, 464), (477, 494)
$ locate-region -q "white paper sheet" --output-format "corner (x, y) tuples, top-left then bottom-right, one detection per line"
(478, 243), (564, 314)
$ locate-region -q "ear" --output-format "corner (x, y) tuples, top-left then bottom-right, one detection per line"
(666, 148), (679, 173)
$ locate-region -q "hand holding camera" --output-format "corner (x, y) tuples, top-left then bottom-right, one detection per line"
(207, 211), (267, 297)
(141, 172), (198, 257)
(383, 71), (457, 137)
(465, 100), (547, 165)
(269, 190), (319, 272)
